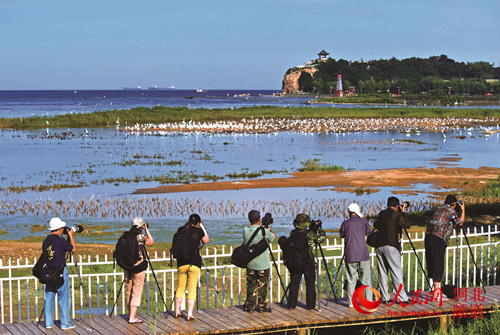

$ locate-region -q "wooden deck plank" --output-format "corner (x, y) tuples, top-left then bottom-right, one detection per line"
(22, 322), (47, 335)
(140, 313), (184, 335)
(110, 315), (155, 335)
(71, 318), (104, 335)
(3, 323), (28, 335)
(196, 309), (240, 332)
(229, 305), (276, 329)
(0, 325), (13, 335)
(204, 306), (262, 332)
(141, 312), (201, 335)
(3, 285), (500, 335)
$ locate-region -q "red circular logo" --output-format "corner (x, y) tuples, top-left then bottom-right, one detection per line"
(352, 285), (382, 314)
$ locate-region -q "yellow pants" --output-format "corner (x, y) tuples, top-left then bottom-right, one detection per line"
(175, 265), (200, 301)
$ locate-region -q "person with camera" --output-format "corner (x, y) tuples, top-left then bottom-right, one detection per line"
(284, 214), (325, 310)
(124, 217), (154, 324)
(42, 217), (76, 330)
(339, 204), (373, 308)
(425, 195), (465, 300)
(374, 197), (411, 304)
(173, 214), (209, 321)
(243, 210), (276, 313)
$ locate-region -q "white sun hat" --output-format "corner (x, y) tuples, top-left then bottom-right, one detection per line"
(49, 217), (67, 231)
(132, 217), (145, 228)
(347, 203), (363, 218)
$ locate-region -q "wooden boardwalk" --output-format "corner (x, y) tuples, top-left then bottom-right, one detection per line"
(1, 286), (499, 334)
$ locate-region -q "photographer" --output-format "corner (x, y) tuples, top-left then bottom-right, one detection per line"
(425, 195), (464, 300)
(173, 214), (208, 321)
(42, 217), (76, 330)
(374, 197), (411, 304)
(124, 217), (154, 324)
(339, 204), (372, 308)
(285, 214), (325, 310)
(243, 210), (276, 313)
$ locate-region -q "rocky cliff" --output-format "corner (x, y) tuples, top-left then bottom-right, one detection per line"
(281, 67), (317, 94)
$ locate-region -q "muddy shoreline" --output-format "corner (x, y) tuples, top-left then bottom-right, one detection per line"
(134, 166), (500, 195)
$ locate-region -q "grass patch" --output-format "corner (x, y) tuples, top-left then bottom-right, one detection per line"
(298, 159), (345, 172)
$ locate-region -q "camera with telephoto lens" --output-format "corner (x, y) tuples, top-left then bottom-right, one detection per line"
(262, 213), (273, 228)
(63, 225), (84, 235)
(310, 219), (322, 232)
(398, 201), (411, 212)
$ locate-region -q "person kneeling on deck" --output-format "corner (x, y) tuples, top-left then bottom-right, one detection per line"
(43, 217), (76, 330)
(243, 210), (276, 313)
(282, 214), (325, 310)
(339, 203), (373, 308)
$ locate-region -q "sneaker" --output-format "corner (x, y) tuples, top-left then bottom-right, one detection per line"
(62, 325), (76, 330)
(46, 325), (55, 330)
(349, 304), (354, 308)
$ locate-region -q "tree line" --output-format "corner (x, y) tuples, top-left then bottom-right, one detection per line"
(295, 55), (500, 95)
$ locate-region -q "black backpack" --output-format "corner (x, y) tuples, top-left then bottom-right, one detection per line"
(282, 230), (310, 273)
(114, 231), (148, 273)
(170, 226), (195, 262)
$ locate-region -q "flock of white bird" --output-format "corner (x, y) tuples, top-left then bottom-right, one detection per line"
(123, 116), (499, 135)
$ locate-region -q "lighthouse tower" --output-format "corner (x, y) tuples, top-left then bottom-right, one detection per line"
(335, 75), (343, 97)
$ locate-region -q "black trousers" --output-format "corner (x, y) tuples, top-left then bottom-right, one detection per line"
(425, 234), (447, 282)
(287, 262), (316, 309)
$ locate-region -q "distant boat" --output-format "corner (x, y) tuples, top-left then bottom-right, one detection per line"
(123, 86), (142, 90)
(148, 85), (176, 90)
(195, 85), (207, 93)
(185, 96), (197, 99)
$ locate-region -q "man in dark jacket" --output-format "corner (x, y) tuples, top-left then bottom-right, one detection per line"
(43, 217), (76, 330)
(374, 197), (410, 304)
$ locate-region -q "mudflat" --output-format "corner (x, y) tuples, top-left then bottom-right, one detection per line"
(134, 166), (499, 195)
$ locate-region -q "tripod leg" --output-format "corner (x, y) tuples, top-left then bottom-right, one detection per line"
(143, 247), (170, 317)
(110, 278), (125, 316)
(73, 255), (94, 328)
(404, 228), (432, 290)
(317, 243), (337, 304)
(200, 252), (228, 316)
(280, 285), (290, 305)
(268, 244), (288, 303)
(36, 305), (45, 327)
(461, 226), (487, 293)
(332, 253), (345, 303)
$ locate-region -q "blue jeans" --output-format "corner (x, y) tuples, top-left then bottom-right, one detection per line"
(44, 267), (72, 329)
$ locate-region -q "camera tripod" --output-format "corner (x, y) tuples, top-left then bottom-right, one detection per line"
(110, 246), (170, 318)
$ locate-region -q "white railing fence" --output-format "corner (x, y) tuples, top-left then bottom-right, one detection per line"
(0, 225), (498, 324)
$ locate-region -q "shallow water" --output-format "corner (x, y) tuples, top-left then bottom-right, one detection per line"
(0, 127), (499, 245)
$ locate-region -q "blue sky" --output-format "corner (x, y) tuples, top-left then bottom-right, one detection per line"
(1, 0), (498, 90)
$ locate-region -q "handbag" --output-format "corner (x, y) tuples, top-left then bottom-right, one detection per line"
(366, 228), (379, 248)
(231, 227), (268, 268)
(33, 249), (65, 288)
(41, 266), (65, 288)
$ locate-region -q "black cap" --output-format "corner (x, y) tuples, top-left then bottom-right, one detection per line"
(445, 195), (458, 205)
(248, 210), (260, 223)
